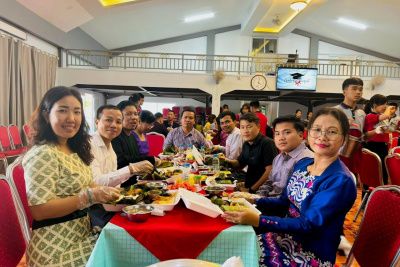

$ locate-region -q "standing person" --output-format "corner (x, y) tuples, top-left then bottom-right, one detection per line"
(222, 104), (230, 112)
(223, 108), (356, 266)
(240, 103), (250, 115)
(257, 115), (314, 196)
(163, 108), (208, 149)
(128, 93), (144, 114)
(250, 101), (268, 136)
(203, 114), (217, 134)
(303, 111), (313, 127)
(164, 109), (179, 131)
(112, 101), (158, 187)
(225, 113), (278, 192)
(90, 105), (153, 227)
(334, 77), (365, 177)
(132, 110), (156, 156)
(295, 109), (302, 119)
(363, 94), (391, 184)
(219, 111), (243, 160)
(151, 112), (169, 136)
(22, 86), (120, 266)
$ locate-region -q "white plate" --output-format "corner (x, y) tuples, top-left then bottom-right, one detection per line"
(147, 259), (220, 267)
(151, 191), (180, 211)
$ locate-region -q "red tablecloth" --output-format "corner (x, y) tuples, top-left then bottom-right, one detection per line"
(110, 203), (233, 261)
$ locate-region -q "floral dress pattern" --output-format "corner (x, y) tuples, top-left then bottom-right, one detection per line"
(23, 144), (96, 267)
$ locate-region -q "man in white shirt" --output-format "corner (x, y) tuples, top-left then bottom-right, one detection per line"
(90, 104), (153, 227)
(218, 111), (243, 160)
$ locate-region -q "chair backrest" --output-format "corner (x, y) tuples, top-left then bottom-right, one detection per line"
(0, 175), (27, 267)
(390, 146), (400, 155)
(0, 153), (7, 174)
(8, 124), (23, 148)
(6, 157), (32, 228)
(147, 132), (165, 156)
(23, 123), (30, 138)
(385, 153), (400, 186)
(0, 125), (12, 151)
(345, 186), (400, 267)
(358, 148), (384, 188)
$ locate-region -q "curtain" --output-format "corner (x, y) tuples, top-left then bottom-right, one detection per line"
(0, 34), (57, 127)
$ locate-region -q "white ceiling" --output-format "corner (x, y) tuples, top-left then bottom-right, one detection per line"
(15, 0), (400, 58)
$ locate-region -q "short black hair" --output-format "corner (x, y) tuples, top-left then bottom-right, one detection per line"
(129, 93), (144, 103)
(117, 100), (136, 112)
(222, 104), (229, 109)
(218, 111), (236, 122)
(249, 101), (260, 108)
(154, 112), (163, 119)
(308, 107), (350, 139)
(96, 104), (121, 120)
(388, 102), (398, 108)
(181, 108), (195, 118)
(295, 109), (302, 113)
(140, 110), (155, 124)
(342, 77), (364, 90)
(240, 112), (260, 125)
(207, 114), (217, 123)
(272, 115), (305, 132)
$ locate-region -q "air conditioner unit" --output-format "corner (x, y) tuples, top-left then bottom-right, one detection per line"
(0, 20), (27, 40)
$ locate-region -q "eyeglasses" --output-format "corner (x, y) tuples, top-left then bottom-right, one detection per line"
(309, 127), (342, 140)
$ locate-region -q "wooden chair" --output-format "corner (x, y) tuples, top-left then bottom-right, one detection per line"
(345, 186), (400, 267)
(353, 148), (384, 221)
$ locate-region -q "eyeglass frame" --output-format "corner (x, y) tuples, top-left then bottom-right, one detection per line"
(308, 127), (343, 140)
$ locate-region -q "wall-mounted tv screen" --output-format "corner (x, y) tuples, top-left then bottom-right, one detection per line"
(276, 67), (318, 91)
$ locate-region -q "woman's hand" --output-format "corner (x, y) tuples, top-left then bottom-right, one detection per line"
(222, 210), (260, 227)
(90, 186), (120, 204)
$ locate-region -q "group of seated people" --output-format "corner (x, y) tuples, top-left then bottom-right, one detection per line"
(21, 78), (398, 266)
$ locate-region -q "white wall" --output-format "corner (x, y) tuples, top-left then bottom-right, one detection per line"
(215, 30), (252, 56)
(318, 42), (388, 61)
(277, 33), (310, 59)
(133, 37), (207, 55)
(25, 33), (58, 55)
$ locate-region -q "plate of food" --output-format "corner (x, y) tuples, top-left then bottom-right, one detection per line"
(205, 172), (236, 190)
(103, 183), (178, 212)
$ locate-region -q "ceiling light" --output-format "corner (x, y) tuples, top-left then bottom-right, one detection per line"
(184, 12), (215, 23)
(99, 0), (136, 7)
(337, 17), (367, 30)
(290, 1), (307, 12)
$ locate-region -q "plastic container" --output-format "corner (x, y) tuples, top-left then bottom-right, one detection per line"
(212, 154), (220, 174)
(179, 188), (223, 218)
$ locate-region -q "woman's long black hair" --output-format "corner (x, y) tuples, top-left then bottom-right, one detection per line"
(30, 86), (93, 165)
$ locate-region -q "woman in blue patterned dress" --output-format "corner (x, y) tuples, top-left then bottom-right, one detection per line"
(223, 107), (357, 266)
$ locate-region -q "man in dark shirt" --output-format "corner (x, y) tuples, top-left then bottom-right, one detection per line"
(226, 113), (278, 192)
(112, 100), (158, 187)
(164, 109), (179, 131)
(151, 112), (169, 136)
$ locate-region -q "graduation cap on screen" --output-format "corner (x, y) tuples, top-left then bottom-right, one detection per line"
(291, 73), (304, 79)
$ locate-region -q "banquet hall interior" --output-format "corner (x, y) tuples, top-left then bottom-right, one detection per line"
(1, 0), (400, 266)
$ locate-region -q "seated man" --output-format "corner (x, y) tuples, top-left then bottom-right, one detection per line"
(163, 108), (208, 150)
(257, 115), (314, 196)
(90, 104), (153, 227)
(164, 109), (179, 131)
(151, 112), (169, 137)
(225, 113), (278, 193)
(112, 101), (159, 187)
(217, 111), (243, 160)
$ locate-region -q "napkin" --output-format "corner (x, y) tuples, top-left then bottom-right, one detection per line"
(221, 256), (244, 267)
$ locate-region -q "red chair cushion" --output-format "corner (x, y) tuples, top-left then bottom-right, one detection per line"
(386, 154), (400, 186)
(0, 179), (26, 267)
(147, 133), (165, 157)
(353, 188), (400, 267)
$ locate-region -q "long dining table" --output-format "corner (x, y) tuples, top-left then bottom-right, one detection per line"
(86, 203), (260, 267)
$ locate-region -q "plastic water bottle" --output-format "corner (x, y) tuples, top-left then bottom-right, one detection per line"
(212, 154), (220, 174)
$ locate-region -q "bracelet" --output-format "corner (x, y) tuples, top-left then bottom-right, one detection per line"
(86, 189), (94, 206)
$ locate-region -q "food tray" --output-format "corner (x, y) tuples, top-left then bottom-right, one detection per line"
(179, 188), (223, 218)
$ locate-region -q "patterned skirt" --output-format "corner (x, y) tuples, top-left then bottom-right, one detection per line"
(258, 232), (333, 267)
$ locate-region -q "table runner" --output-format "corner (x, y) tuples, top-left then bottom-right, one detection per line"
(110, 204), (232, 261)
